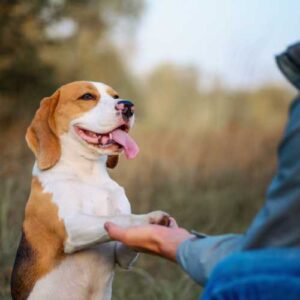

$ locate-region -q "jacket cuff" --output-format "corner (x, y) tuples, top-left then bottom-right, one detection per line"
(176, 237), (210, 284)
(176, 234), (242, 285)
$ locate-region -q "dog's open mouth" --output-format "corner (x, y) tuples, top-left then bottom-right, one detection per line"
(74, 124), (139, 159)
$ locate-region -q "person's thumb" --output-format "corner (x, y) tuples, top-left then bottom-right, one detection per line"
(104, 222), (126, 241)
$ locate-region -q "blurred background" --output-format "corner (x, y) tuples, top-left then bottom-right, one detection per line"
(0, 0), (299, 299)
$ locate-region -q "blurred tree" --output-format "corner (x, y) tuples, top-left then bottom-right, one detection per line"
(0, 0), (144, 120)
(0, 0), (56, 97)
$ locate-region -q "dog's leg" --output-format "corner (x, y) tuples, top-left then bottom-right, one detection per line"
(64, 211), (169, 254)
(115, 242), (139, 269)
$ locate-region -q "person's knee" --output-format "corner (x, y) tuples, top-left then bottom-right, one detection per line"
(201, 249), (300, 300)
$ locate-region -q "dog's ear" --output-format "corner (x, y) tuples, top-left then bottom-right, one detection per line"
(26, 90), (61, 170)
(106, 155), (119, 169)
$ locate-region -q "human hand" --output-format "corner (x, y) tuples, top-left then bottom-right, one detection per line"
(104, 217), (194, 261)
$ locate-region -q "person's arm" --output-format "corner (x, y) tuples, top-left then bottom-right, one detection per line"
(176, 233), (243, 284)
(106, 96), (300, 285)
(105, 218), (243, 284)
(105, 218), (194, 261)
(242, 97), (300, 249)
(177, 96), (300, 283)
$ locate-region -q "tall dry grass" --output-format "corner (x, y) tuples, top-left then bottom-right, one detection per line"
(111, 125), (282, 300)
(0, 88), (291, 299)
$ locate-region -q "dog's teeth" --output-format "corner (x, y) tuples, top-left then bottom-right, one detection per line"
(109, 133), (112, 140)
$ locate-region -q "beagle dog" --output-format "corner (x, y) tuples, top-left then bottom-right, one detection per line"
(11, 81), (169, 300)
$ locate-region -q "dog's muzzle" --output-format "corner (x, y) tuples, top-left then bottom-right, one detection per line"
(115, 100), (135, 120)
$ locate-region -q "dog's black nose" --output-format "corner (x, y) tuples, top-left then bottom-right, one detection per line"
(115, 100), (135, 119)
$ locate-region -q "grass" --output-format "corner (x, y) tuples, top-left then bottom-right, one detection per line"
(0, 119), (282, 299)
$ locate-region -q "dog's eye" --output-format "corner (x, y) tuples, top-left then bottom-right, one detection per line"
(112, 94), (119, 99)
(79, 93), (96, 100)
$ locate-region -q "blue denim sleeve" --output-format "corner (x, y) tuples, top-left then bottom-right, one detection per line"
(176, 234), (243, 284)
(176, 97), (300, 285)
(242, 97), (300, 249)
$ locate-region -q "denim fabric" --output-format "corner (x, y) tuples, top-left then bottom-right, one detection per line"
(201, 249), (300, 300)
(176, 98), (300, 285)
(242, 98), (300, 249)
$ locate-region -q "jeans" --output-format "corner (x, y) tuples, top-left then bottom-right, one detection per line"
(201, 249), (300, 300)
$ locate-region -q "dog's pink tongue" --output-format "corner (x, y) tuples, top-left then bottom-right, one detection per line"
(111, 129), (139, 159)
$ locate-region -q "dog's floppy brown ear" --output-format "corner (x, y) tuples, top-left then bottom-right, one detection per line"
(106, 155), (119, 169)
(26, 90), (61, 170)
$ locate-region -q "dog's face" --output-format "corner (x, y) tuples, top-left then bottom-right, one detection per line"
(26, 81), (139, 170)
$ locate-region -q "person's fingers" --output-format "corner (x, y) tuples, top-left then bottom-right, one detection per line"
(168, 217), (178, 228)
(104, 222), (126, 242)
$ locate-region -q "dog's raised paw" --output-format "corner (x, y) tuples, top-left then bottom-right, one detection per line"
(147, 211), (170, 226)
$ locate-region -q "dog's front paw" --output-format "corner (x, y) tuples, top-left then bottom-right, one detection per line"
(147, 211), (170, 226)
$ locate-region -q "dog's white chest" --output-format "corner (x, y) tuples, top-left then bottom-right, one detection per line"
(38, 175), (131, 220)
(30, 167), (132, 300)
(33, 156), (131, 218)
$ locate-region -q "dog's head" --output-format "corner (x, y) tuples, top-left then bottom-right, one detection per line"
(26, 81), (139, 170)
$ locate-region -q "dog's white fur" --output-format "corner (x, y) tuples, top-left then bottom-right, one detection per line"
(26, 82), (166, 300)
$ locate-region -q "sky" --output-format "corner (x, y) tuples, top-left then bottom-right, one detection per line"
(132, 0), (300, 89)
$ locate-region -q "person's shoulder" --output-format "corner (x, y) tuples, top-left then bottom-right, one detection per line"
(287, 96), (300, 117)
